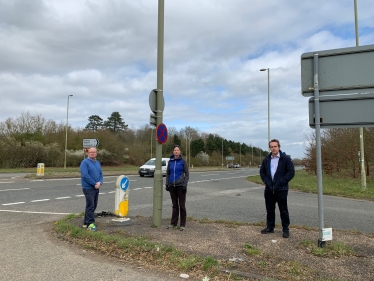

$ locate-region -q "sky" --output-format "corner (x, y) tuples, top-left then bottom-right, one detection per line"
(0, 0), (373, 159)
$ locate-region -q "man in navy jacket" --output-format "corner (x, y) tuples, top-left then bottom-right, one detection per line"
(259, 139), (295, 238)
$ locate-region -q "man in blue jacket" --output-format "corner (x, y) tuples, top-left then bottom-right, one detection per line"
(259, 139), (295, 238)
(80, 147), (103, 231)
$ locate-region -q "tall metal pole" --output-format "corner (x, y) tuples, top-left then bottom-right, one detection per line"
(221, 138), (223, 166)
(260, 68), (270, 150)
(251, 146), (253, 166)
(64, 95), (73, 169)
(153, 0), (164, 227)
(313, 54), (326, 247)
(354, 0), (366, 189)
(150, 128), (153, 158)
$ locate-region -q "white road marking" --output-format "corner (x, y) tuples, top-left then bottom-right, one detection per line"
(0, 188), (30, 192)
(55, 196), (71, 200)
(0, 210), (72, 215)
(0, 181), (15, 184)
(31, 199), (50, 202)
(2, 202), (25, 205)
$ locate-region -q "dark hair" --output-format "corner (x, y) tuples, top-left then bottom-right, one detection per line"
(173, 144), (180, 150)
(269, 139), (280, 148)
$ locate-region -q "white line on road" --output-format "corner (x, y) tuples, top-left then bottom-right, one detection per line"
(31, 199), (50, 202)
(75, 195), (85, 197)
(0, 181), (15, 184)
(55, 196), (71, 200)
(31, 180), (44, 182)
(0, 188), (30, 192)
(0, 209), (73, 215)
(2, 202), (25, 205)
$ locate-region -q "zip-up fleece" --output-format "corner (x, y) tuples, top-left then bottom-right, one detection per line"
(166, 154), (189, 187)
(259, 150), (295, 192)
(80, 158), (103, 189)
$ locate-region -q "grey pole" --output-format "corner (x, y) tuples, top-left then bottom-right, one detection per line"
(152, 0), (165, 227)
(313, 54), (325, 248)
(354, 0), (367, 189)
(260, 68), (270, 150)
(64, 95), (73, 169)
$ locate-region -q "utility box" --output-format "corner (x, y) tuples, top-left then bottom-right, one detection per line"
(37, 163), (45, 176)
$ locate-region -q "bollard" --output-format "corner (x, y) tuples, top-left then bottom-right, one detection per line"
(112, 175), (132, 224)
(36, 163), (45, 176)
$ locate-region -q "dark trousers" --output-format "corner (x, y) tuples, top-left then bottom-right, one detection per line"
(169, 186), (186, 227)
(264, 190), (290, 231)
(83, 188), (99, 225)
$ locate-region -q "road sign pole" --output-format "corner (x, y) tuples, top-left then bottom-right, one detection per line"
(313, 54), (326, 248)
(153, 0), (164, 227)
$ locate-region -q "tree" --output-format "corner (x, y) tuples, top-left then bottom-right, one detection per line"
(190, 138), (205, 157)
(103, 112), (128, 133)
(172, 134), (181, 146)
(85, 115), (103, 132)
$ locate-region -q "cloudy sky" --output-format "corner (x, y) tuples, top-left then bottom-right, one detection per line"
(1, 0), (373, 159)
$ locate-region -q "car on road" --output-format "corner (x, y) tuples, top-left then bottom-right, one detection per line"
(233, 163), (241, 168)
(138, 158), (169, 177)
(228, 163), (234, 168)
(258, 164), (261, 168)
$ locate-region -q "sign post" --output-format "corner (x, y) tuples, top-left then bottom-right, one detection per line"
(301, 44), (374, 247)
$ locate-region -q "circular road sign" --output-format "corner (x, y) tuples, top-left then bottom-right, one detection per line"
(157, 123), (168, 144)
(119, 176), (130, 191)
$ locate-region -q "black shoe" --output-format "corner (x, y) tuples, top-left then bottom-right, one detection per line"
(261, 228), (274, 234)
(282, 231), (290, 238)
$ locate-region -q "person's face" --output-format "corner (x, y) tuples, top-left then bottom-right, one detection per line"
(87, 148), (97, 160)
(269, 142), (280, 156)
(173, 146), (181, 158)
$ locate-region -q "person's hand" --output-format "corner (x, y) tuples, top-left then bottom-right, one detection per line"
(165, 184), (170, 191)
(94, 182), (101, 189)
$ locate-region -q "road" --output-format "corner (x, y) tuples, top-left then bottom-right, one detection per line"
(1, 168), (374, 280)
(1, 168), (373, 233)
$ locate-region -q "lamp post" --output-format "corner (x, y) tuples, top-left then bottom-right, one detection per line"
(64, 95), (73, 169)
(354, 0), (366, 189)
(251, 146), (253, 167)
(260, 68), (270, 150)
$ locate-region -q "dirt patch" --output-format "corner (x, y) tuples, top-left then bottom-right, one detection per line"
(63, 215), (374, 281)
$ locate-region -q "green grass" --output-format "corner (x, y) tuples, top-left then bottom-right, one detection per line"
(54, 214), (222, 278)
(248, 169), (374, 201)
(244, 243), (260, 255)
(299, 240), (356, 257)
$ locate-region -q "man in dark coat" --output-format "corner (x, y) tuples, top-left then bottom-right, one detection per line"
(259, 139), (295, 238)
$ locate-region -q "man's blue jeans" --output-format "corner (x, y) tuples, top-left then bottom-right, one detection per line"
(83, 188), (99, 225)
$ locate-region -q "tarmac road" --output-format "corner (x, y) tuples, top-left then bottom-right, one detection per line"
(1, 168), (374, 280)
(0, 211), (187, 281)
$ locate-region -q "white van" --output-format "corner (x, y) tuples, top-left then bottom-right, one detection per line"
(138, 158), (169, 177)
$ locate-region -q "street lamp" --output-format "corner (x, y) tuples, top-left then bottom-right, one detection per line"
(64, 95), (73, 169)
(260, 68), (270, 150)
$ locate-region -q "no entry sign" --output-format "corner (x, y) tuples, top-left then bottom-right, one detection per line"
(156, 123), (168, 144)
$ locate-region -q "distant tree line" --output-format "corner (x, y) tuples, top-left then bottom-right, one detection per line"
(0, 112), (268, 168)
(303, 128), (374, 177)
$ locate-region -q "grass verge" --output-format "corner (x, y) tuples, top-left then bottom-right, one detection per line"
(248, 169), (374, 201)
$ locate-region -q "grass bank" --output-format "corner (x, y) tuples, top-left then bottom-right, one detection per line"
(248, 169), (374, 201)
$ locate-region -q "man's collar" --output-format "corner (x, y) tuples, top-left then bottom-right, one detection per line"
(271, 152), (280, 159)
